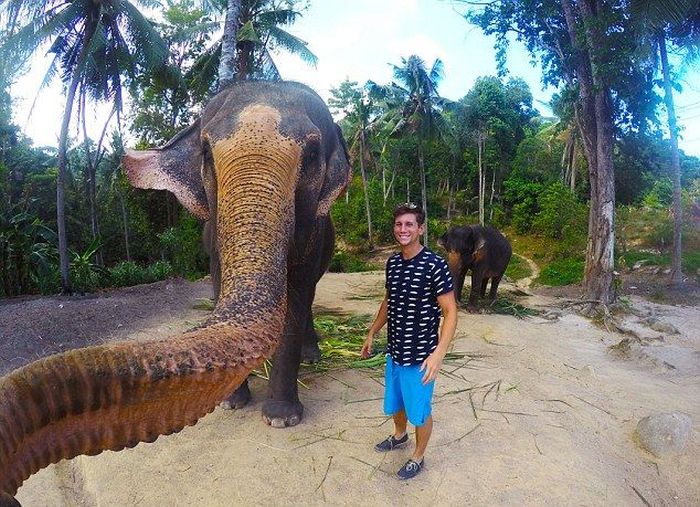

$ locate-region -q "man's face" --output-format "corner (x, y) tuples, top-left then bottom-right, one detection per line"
(393, 212), (424, 248)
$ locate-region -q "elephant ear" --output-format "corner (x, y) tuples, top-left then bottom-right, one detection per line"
(122, 120), (209, 221)
(472, 236), (487, 263)
(318, 123), (352, 215)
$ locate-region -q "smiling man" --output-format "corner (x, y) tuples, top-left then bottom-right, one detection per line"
(361, 202), (457, 480)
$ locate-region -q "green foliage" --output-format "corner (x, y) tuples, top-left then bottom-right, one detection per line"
(0, 206), (58, 297)
(503, 177), (543, 233)
(108, 260), (174, 288)
(69, 237), (108, 294)
(532, 182), (588, 241)
(306, 314), (378, 373)
(538, 258), (585, 286)
(157, 213), (207, 279)
(109, 261), (147, 287)
(504, 254), (530, 282)
(642, 178), (674, 208)
(328, 251), (377, 273)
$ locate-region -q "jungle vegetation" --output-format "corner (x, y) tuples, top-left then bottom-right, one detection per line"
(0, 0), (698, 303)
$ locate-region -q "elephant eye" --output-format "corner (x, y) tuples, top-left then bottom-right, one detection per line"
(303, 142), (320, 166)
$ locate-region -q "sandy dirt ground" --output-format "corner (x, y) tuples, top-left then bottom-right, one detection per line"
(4, 271), (699, 506)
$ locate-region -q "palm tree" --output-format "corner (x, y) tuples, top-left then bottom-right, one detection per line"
(200, 0), (316, 90)
(329, 80), (377, 245)
(1, 0), (168, 293)
(631, 0), (700, 285)
(386, 55), (450, 244)
(217, 0), (241, 89)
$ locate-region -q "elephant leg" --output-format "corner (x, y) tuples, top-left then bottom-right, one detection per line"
(467, 272), (481, 312)
(300, 302), (321, 364)
(480, 277), (489, 298)
(220, 379), (252, 410)
(301, 221), (333, 363)
(262, 315), (304, 428)
(489, 275), (503, 300)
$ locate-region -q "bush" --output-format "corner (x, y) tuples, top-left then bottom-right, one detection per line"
(146, 260), (173, 282)
(158, 214), (207, 279)
(642, 178), (673, 209)
(109, 261), (149, 287)
(108, 260), (174, 287)
(328, 251), (377, 273)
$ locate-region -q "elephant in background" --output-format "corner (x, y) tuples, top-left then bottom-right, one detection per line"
(0, 81), (351, 505)
(439, 225), (512, 311)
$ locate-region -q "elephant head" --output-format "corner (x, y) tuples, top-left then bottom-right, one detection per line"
(439, 226), (486, 302)
(0, 81), (350, 502)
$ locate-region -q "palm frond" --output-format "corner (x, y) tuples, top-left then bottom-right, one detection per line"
(186, 40), (221, 97)
(429, 58), (445, 85)
(118, 1), (169, 69)
(237, 19), (261, 42)
(257, 8), (299, 27)
(267, 25), (318, 66)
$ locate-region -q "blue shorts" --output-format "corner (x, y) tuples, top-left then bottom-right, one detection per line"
(383, 355), (435, 427)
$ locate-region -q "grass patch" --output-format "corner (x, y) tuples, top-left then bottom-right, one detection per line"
(505, 254), (531, 282)
(537, 257), (584, 286)
(618, 250), (700, 275)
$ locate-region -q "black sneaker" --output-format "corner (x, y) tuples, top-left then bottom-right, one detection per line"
(397, 458), (424, 480)
(374, 433), (408, 452)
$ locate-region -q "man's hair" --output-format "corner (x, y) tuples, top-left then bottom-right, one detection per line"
(393, 202), (425, 225)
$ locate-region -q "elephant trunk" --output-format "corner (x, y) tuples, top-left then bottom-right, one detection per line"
(0, 129), (301, 497)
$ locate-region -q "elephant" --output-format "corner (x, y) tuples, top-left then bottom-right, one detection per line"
(0, 81), (351, 505)
(438, 225), (512, 311)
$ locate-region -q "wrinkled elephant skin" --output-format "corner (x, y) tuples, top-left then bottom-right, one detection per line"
(439, 225), (512, 311)
(0, 82), (351, 503)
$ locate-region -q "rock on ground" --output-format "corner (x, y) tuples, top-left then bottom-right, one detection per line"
(636, 412), (693, 457)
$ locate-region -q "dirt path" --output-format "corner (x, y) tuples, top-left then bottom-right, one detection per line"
(7, 273), (699, 506)
(513, 252), (540, 289)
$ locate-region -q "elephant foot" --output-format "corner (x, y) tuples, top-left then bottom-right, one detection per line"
(0, 493), (20, 507)
(220, 383), (252, 410)
(301, 342), (321, 363)
(262, 400), (304, 428)
(465, 303), (479, 313)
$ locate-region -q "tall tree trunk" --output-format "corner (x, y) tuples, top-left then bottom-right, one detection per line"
(359, 127), (373, 244)
(571, 141), (577, 192)
(562, 0), (616, 305)
(81, 96), (116, 267)
(658, 30), (683, 285)
(56, 65), (85, 295)
(418, 138), (429, 245)
(478, 134), (485, 226)
(120, 191), (131, 262)
(218, 0), (241, 90)
(489, 167), (496, 222)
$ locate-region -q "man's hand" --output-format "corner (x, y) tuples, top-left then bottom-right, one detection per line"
(420, 351), (444, 384)
(360, 335), (374, 359)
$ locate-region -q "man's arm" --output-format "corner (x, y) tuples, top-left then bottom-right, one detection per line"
(361, 293), (388, 359)
(420, 290), (458, 383)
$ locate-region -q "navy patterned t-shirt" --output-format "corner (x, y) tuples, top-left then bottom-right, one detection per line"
(384, 247), (454, 365)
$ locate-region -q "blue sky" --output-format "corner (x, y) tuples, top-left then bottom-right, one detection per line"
(11, 0), (700, 155)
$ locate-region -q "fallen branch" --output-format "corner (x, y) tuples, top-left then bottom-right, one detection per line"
(314, 456), (333, 493)
(468, 392), (478, 420)
(572, 395), (616, 418)
(630, 485), (651, 507)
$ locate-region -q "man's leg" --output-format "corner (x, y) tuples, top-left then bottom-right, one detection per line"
(393, 409), (408, 438)
(413, 415), (433, 461)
